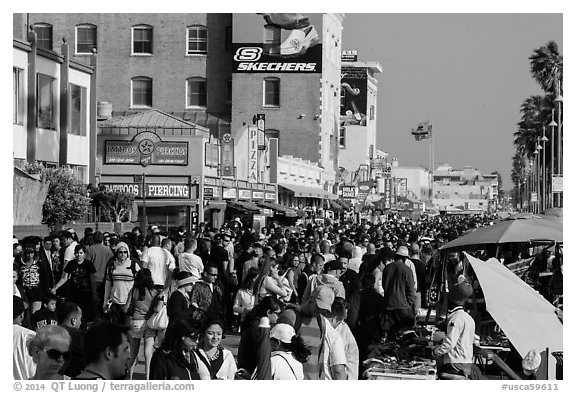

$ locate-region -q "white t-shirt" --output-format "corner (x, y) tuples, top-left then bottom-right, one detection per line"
(13, 325), (36, 380)
(271, 351), (304, 380)
(142, 246), (176, 286)
(63, 241), (78, 265)
(178, 252), (204, 283)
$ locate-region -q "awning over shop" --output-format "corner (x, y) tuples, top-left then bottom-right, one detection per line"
(226, 200), (261, 213)
(256, 201), (298, 217)
(134, 200), (198, 207)
(205, 200), (227, 210)
(329, 199), (351, 211)
(279, 183), (337, 200)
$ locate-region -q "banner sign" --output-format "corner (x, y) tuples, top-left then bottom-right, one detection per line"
(220, 133), (234, 177)
(382, 178), (392, 209)
(256, 114), (266, 150)
(340, 67), (368, 126)
(222, 188), (237, 199)
(238, 189), (252, 199)
(248, 126), (258, 183)
(252, 191), (264, 200)
(101, 183), (195, 199)
(105, 132), (188, 166)
(205, 142), (220, 167)
(357, 181), (374, 203)
(232, 43), (322, 73)
(552, 175), (563, 193)
(396, 178), (407, 198)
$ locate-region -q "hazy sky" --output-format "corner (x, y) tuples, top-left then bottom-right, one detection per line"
(342, 13), (562, 190)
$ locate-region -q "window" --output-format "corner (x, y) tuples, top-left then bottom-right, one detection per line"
(68, 165), (87, 183)
(132, 25), (153, 54)
(70, 84), (87, 136)
(340, 87), (346, 114)
(13, 67), (24, 125)
(370, 105), (375, 120)
(37, 73), (56, 129)
(339, 126), (346, 148)
(187, 26), (207, 55)
(76, 24), (97, 54)
(33, 23), (53, 51)
(264, 25), (280, 55)
(263, 78), (280, 107)
(224, 26), (232, 51)
(131, 77), (152, 107)
(225, 79), (232, 103)
(186, 77), (207, 108)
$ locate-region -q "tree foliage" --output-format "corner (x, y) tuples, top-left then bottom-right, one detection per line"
(42, 168), (91, 226)
(91, 189), (135, 223)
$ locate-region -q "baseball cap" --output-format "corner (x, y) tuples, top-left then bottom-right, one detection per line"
(311, 285), (335, 312)
(324, 259), (344, 272)
(395, 245), (410, 258)
(270, 323), (296, 344)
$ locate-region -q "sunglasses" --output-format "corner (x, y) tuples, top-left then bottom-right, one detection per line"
(43, 348), (70, 361)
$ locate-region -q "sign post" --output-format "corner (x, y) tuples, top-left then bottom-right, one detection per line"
(134, 174), (147, 233)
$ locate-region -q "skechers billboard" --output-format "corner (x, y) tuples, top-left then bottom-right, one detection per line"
(232, 43), (322, 73)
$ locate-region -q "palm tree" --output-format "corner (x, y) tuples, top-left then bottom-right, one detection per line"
(529, 41), (563, 96)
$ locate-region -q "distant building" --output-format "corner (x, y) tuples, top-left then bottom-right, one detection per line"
(432, 164), (499, 213)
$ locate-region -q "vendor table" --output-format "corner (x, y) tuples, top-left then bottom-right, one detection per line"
(365, 370), (436, 380)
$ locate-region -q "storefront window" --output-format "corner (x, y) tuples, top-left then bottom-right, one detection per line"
(138, 205), (188, 229)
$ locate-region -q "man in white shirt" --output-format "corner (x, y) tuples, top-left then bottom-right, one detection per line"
(62, 231), (78, 270)
(141, 235), (175, 293)
(13, 296), (36, 380)
(178, 237), (204, 283)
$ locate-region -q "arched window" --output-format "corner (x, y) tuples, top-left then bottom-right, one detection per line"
(131, 76), (153, 107)
(132, 24), (153, 54)
(263, 77), (280, 107)
(186, 77), (207, 108)
(32, 23), (53, 51)
(186, 25), (207, 55)
(75, 24), (97, 54)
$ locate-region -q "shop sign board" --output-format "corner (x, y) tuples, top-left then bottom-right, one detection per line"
(101, 183), (195, 199)
(105, 132), (188, 166)
(340, 185), (355, 199)
(223, 188), (237, 199)
(248, 126), (258, 183)
(205, 142), (220, 167)
(203, 187), (214, 200)
(531, 192), (538, 203)
(238, 189), (252, 199)
(256, 114), (266, 150)
(265, 192), (276, 201)
(396, 178), (407, 198)
(383, 178), (392, 209)
(252, 191), (264, 199)
(232, 43), (322, 73)
(357, 181), (374, 202)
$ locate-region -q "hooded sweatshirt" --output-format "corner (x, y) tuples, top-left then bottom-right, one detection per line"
(105, 242), (140, 305)
(301, 274), (346, 305)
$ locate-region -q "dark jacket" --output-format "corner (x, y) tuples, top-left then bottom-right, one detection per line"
(340, 269), (361, 301)
(61, 325), (85, 378)
(167, 290), (193, 322)
(149, 349), (201, 380)
(381, 260), (415, 310)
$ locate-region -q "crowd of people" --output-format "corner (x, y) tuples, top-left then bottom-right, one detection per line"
(12, 213), (560, 380)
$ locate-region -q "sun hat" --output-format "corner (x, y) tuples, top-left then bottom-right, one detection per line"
(270, 323), (296, 344)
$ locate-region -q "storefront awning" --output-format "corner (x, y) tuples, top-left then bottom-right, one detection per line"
(329, 199), (352, 211)
(205, 200), (227, 210)
(256, 201), (298, 217)
(134, 200), (198, 207)
(279, 183), (337, 200)
(226, 200), (261, 213)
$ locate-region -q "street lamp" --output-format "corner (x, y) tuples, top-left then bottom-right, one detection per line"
(534, 147), (541, 213)
(541, 126), (548, 210)
(554, 94), (563, 207)
(548, 111), (557, 207)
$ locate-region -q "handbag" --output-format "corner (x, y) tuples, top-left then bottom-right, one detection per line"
(147, 303), (168, 330)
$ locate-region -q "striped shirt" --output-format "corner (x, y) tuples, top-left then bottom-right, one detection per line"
(107, 260), (140, 305)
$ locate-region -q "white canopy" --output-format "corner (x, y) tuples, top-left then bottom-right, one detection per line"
(465, 253), (562, 379)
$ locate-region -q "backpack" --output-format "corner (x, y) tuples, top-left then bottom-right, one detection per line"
(105, 257), (138, 283)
